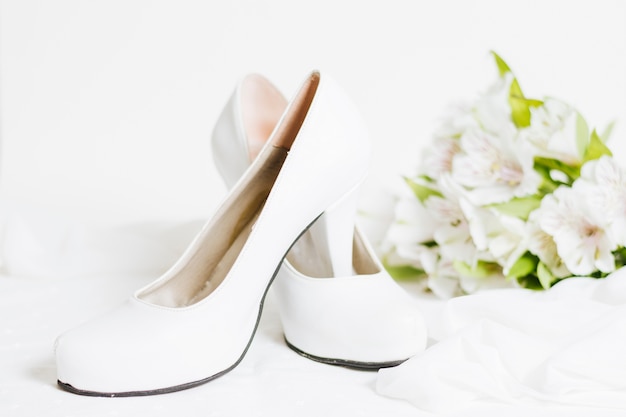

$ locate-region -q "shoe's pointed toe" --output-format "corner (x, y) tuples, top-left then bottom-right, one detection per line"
(54, 302), (150, 395)
(56, 296), (260, 395)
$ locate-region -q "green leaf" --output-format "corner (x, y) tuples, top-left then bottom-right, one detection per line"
(533, 162), (559, 193)
(520, 97), (543, 108)
(537, 262), (555, 290)
(537, 177), (559, 194)
(516, 274), (543, 290)
(488, 196), (542, 220)
(613, 247), (626, 269)
(384, 263), (425, 281)
(491, 52), (543, 129)
(491, 51), (512, 77)
(575, 112), (590, 158)
(583, 129), (613, 162)
(385, 263), (425, 281)
(404, 177), (442, 204)
(506, 252), (539, 280)
(382, 252), (428, 281)
(509, 76), (523, 96)
(534, 156), (581, 183)
(453, 260), (500, 279)
(601, 121), (616, 142)
(509, 80), (543, 128)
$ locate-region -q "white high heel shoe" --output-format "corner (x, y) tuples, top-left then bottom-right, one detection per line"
(212, 74), (427, 369)
(55, 71), (371, 396)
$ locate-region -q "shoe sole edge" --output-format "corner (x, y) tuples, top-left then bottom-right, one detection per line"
(283, 337), (408, 370)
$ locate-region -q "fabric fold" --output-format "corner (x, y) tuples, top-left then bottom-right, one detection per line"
(377, 269), (626, 412)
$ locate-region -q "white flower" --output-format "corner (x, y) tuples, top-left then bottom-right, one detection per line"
(424, 175), (477, 265)
(426, 196), (474, 264)
(457, 198), (528, 275)
(451, 128), (542, 204)
(485, 213), (528, 276)
(383, 194), (436, 264)
(419, 248), (463, 299)
(521, 98), (581, 164)
(472, 75), (517, 138)
(575, 156), (626, 246)
(538, 186), (616, 275)
(526, 210), (571, 278)
(419, 138), (461, 181)
(433, 102), (477, 141)
(457, 267), (510, 295)
(421, 247), (510, 298)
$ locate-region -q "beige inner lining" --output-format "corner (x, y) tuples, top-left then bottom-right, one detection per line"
(351, 231), (380, 275)
(139, 73), (320, 308)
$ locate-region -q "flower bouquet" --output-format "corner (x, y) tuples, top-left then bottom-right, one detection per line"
(383, 52), (622, 299)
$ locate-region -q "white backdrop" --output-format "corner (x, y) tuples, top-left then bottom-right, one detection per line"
(1, 0), (625, 223)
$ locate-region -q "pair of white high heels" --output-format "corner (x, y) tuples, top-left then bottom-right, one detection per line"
(55, 71), (427, 396)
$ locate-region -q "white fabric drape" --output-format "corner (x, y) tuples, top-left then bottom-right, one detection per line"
(377, 269), (626, 413)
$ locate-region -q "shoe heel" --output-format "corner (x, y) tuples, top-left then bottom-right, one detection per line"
(307, 185), (360, 277)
